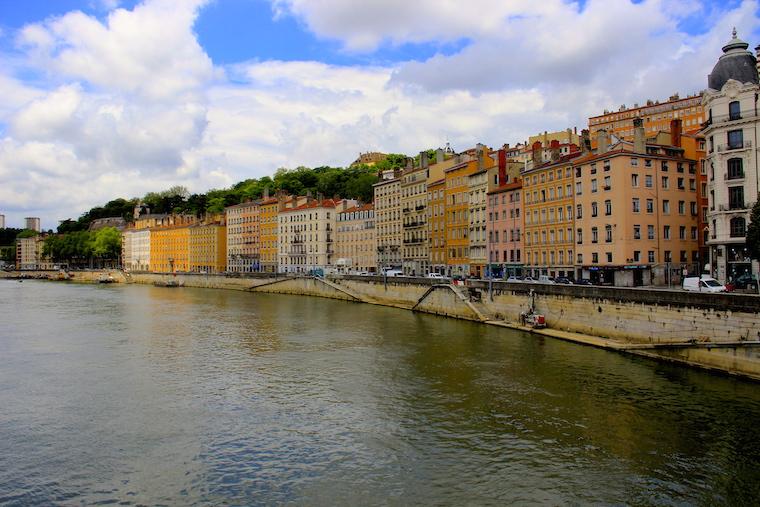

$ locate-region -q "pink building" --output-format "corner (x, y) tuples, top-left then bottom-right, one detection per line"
(486, 180), (523, 278)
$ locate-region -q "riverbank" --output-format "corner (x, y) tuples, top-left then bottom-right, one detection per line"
(3, 269), (760, 381)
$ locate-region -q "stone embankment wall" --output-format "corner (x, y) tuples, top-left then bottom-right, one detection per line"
(4, 270), (760, 380)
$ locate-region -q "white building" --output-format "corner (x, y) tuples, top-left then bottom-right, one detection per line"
(25, 217), (41, 232)
(122, 229), (151, 271)
(702, 29), (760, 283)
(278, 198), (357, 273)
(373, 171), (402, 270)
(0, 214), (5, 229)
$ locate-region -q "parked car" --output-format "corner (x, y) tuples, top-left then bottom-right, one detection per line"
(732, 273), (759, 291)
(573, 279), (592, 285)
(506, 275), (523, 282)
(426, 273), (446, 279)
(683, 275), (727, 293)
(537, 275), (556, 284)
(523, 276), (537, 283)
(554, 277), (573, 284)
(383, 269), (404, 277)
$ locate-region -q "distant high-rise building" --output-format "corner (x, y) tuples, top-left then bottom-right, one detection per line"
(24, 217), (41, 232)
(0, 214), (5, 229)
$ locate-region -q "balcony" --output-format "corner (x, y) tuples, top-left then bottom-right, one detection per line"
(415, 204), (425, 211)
(717, 141), (752, 152)
(724, 172), (745, 180)
(703, 111), (756, 128)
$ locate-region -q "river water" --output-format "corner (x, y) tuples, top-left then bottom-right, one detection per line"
(1, 280), (759, 505)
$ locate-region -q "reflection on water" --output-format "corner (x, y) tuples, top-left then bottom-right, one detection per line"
(1, 280), (759, 505)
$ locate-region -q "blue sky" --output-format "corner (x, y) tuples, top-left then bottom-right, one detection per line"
(0, 0), (758, 227)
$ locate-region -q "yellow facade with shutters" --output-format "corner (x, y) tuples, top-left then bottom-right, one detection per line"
(189, 223), (227, 274)
(150, 226), (190, 273)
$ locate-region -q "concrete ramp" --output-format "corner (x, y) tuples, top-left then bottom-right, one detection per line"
(412, 284), (488, 321)
(249, 276), (364, 302)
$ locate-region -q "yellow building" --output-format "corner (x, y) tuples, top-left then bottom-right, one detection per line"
(259, 196), (282, 273)
(150, 225), (190, 273)
(189, 221), (227, 274)
(444, 145), (493, 276)
(523, 141), (581, 279)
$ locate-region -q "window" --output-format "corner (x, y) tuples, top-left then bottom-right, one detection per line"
(648, 225), (655, 240)
(648, 251), (655, 263)
(576, 204), (582, 219)
(633, 250), (641, 262)
(729, 186), (745, 210)
(577, 253), (583, 263)
(592, 252), (599, 263)
(646, 199), (654, 213)
(631, 157), (639, 167)
(662, 176), (669, 189)
(591, 179), (598, 193)
(645, 159), (652, 167)
(591, 202), (598, 217)
(727, 158), (743, 179)
(645, 175), (653, 188)
(679, 226), (686, 240)
(591, 227), (598, 243)
(664, 251), (672, 263)
(677, 177), (684, 190)
(729, 100), (741, 121)
(631, 174), (639, 187)
(576, 182), (582, 195)
(634, 225), (641, 240)
(662, 161), (668, 172)
(605, 200), (612, 215)
(603, 176), (611, 190)
(730, 217), (746, 237)
(605, 224), (612, 243)
(662, 200), (670, 214)
(664, 225), (671, 240)
(590, 163), (597, 175)
(577, 228), (583, 244)
(678, 201), (685, 215)
(689, 179), (696, 191)
(728, 129), (743, 149)
(632, 198), (640, 213)
(606, 252), (612, 263)
(691, 227), (697, 240)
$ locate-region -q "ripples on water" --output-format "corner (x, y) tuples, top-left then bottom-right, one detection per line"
(1, 280), (759, 505)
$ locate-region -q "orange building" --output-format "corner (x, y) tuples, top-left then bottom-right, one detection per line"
(589, 94), (704, 142)
(444, 145), (493, 276)
(259, 196), (282, 273)
(522, 141), (581, 279)
(150, 225), (190, 273)
(189, 220), (227, 274)
(574, 123), (700, 286)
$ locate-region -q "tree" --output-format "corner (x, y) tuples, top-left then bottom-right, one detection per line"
(16, 229), (39, 239)
(747, 200), (760, 261)
(92, 227), (122, 260)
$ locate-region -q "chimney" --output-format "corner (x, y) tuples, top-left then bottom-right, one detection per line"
(670, 119), (682, 148)
(436, 148), (444, 164)
(633, 118), (646, 154)
(550, 139), (561, 162)
(531, 141), (542, 164)
(543, 131), (548, 146)
(498, 149), (507, 185)
(476, 143), (485, 171)
(419, 151), (429, 169)
(597, 128), (609, 154)
(566, 128), (572, 144)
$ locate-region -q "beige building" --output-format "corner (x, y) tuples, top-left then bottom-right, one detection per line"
(226, 201), (260, 272)
(336, 203), (376, 273)
(122, 229), (150, 271)
(574, 124), (700, 286)
(24, 217), (41, 232)
(373, 171), (402, 270)
(468, 166), (489, 278)
(278, 198), (357, 273)
(16, 235), (52, 270)
(428, 178), (447, 274)
(401, 157), (428, 276)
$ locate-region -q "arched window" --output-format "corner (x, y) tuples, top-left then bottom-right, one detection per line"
(729, 101), (741, 121)
(727, 158), (743, 179)
(730, 217), (746, 238)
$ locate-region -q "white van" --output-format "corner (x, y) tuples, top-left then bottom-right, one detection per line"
(683, 275), (727, 293)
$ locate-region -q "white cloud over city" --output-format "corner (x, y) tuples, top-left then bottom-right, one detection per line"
(0, 0), (758, 227)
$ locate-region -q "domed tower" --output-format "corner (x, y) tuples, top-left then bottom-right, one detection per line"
(702, 29), (760, 285)
(707, 28), (759, 90)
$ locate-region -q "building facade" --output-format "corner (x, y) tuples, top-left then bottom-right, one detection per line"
(259, 197), (281, 273)
(487, 181), (523, 278)
(523, 141), (580, 279)
(428, 178), (447, 274)
(122, 229), (150, 271)
(373, 174), (402, 270)
(226, 201), (260, 272)
(24, 217), (41, 232)
(468, 167), (489, 277)
(702, 30), (760, 283)
(189, 220), (227, 274)
(150, 225), (190, 273)
(16, 235), (51, 270)
(0, 214), (6, 229)
(335, 203), (376, 273)
(401, 158), (430, 276)
(574, 129), (700, 286)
